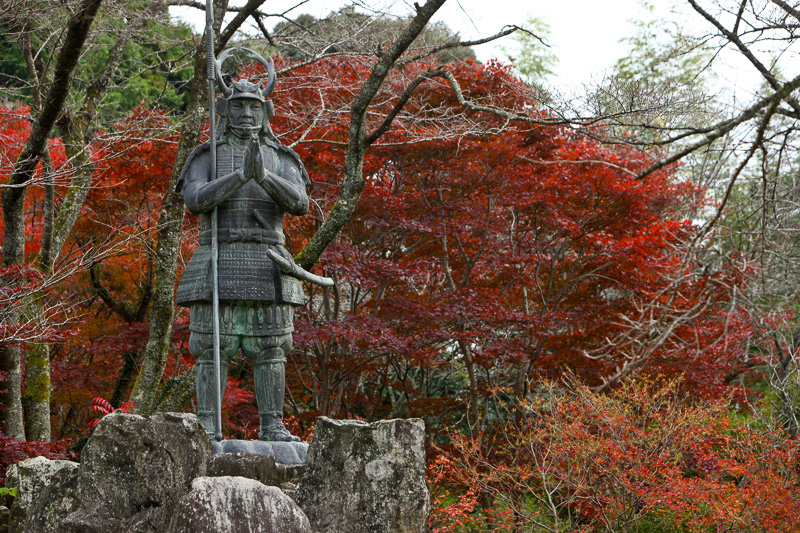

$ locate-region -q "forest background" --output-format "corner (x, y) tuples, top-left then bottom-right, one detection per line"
(2, 0), (800, 531)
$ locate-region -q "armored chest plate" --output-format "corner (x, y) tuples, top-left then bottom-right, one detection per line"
(176, 141), (305, 307)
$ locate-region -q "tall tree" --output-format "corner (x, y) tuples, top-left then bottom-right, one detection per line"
(1, 0), (105, 440)
(0, 0), (192, 440)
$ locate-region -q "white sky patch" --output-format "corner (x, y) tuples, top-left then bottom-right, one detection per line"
(170, 0), (772, 98)
(436, 0), (644, 88)
(170, 0), (644, 88)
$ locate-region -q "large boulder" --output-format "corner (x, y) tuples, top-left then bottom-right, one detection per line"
(295, 417), (430, 533)
(62, 411), (211, 533)
(22, 463), (79, 532)
(166, 476), (311, 533)
(4, 456), (78, 533)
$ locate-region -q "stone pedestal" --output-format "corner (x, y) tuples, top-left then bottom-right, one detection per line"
(211, 440), (308, 465)
(7, 415), (429, 533)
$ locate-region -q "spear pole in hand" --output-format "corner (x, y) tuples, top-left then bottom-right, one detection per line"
(205, 0), (223, 443)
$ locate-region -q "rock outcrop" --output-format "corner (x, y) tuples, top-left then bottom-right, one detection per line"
(4, 456), (78, 533)
(22, 465), (79, 533)
(295, 417), (430, 533)
(166, 476), (311, 533)
(4, 414), (431, 532)
(61, 411), (211, 533)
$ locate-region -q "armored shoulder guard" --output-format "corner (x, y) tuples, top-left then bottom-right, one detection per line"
(176, 142), (211, 193)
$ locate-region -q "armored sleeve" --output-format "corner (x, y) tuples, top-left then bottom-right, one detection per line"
(182, 149), (249, 215)
(253, 146), (309, 216)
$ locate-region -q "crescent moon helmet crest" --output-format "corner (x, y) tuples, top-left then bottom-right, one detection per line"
(215, 48), (276, 100)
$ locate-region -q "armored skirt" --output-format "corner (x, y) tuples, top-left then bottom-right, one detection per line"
(177, 240), (303, 336)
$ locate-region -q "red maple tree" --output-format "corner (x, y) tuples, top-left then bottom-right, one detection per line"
(0, 58), (753, 448)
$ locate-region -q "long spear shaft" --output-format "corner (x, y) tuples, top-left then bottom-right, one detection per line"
(205, 0), (223, 442)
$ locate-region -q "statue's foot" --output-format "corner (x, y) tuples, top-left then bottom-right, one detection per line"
(259, 415), (300, 442)
(260, 430), (300, 442)
(198, 412), (215, 439)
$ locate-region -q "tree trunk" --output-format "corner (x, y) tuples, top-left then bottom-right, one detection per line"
(0, 344), (25, 439)
(128, 177), (187, 414)
(109, 351), (141, 408)
(16, 130), (96, 440)
(0, 0), (104, 439)
(152, 366), (197, 413)
(20, 0), (149, 438)
(129, 0), (231, 413)
(458, 339), (480, 428)
(21, 342), (50, 440)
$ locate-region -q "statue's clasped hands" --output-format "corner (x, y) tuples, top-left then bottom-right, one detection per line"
(243, 134), (265, 184)
(241, 133), (304, 212)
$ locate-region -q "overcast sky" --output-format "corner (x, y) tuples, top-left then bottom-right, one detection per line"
(431, 0), (647, 87)
(170, 0), (653, 88)
(170, 0), (777, 100)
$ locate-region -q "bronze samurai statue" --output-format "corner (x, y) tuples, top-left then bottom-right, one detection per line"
(176, 50), (329, 442)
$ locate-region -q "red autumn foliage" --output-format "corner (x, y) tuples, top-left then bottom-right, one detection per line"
(275, 59), (751, 430)
(0, 58), (765, 515)
(87, 397), (135, 428)
(0, 433), (74, 486)
(430, 377), (800, 533)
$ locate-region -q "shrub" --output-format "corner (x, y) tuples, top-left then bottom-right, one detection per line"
(430, 378), (800, 532)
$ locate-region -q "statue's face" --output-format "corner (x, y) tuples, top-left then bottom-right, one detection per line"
(227, 98), (264, 132)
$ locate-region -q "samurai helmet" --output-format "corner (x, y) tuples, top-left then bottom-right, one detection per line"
(228, 79), (266, 102)
(214, 48), (277, 132)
